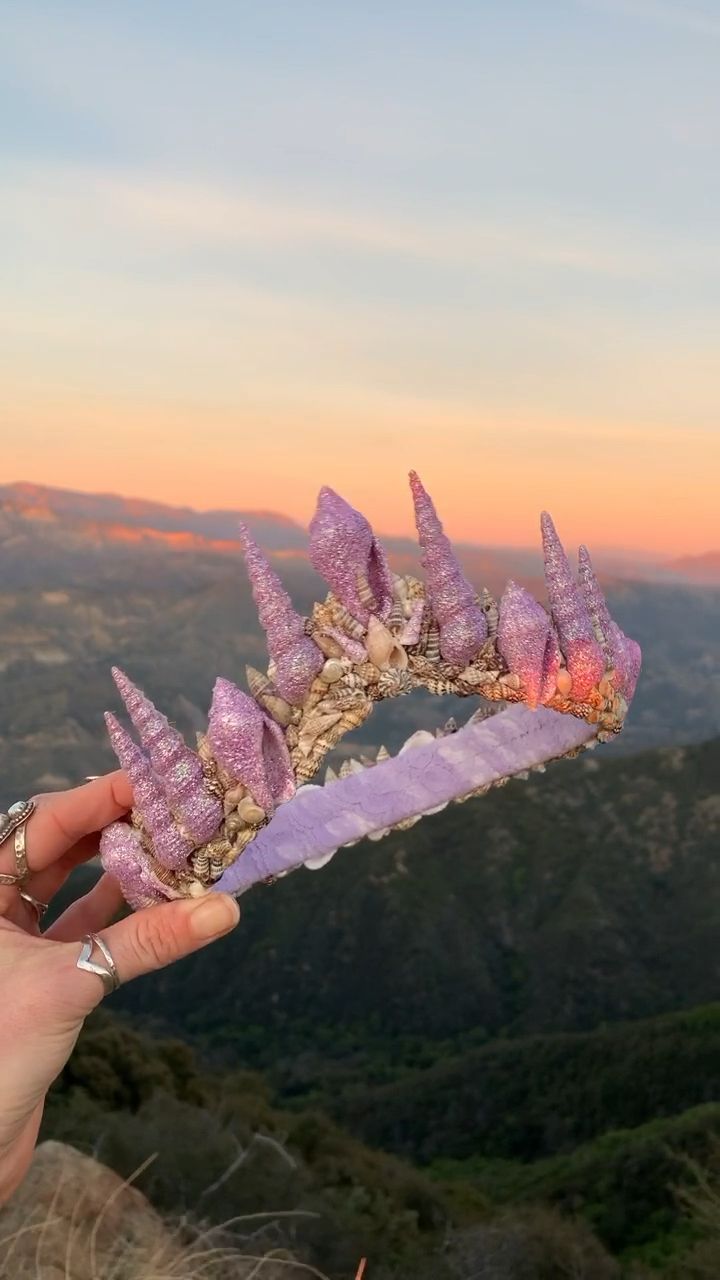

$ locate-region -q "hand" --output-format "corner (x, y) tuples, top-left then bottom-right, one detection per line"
(0, 773), (240, 1204)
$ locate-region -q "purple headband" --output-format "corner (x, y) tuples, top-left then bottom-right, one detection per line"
(100, 472), (641, 907)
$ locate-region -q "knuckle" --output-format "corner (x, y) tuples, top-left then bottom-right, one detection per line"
(132, 908), (183, 970)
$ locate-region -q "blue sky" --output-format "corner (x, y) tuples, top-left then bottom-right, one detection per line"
(1, 0), (718, 553)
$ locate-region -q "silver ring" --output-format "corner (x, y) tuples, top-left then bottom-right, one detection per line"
(76, 933), (120, 996)
(19, 891), (49, 924)
(0, 800), (36, 885)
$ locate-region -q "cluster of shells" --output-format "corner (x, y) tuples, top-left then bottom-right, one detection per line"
(184, 571), (626, 888)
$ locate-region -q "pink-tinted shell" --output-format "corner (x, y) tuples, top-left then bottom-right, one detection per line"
(309, 487), (394, 624)
(207, 677), (295, 812)
(497, 581), (551, 709)
(409, 471), (487, 666)
(240, 525), (323, 704)
(112, 668), (222, 843)
(540, 513), (606, 701)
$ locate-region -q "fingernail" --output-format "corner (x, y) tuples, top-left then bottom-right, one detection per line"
(188, 893), (240, 940)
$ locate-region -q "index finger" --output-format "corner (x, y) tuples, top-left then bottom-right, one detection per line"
(0, 772), (133, 878)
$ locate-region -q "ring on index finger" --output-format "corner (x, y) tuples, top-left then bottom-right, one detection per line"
(0, 800), (36, 886)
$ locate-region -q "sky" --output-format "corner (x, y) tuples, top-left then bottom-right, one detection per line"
(1, 0), (718, 557)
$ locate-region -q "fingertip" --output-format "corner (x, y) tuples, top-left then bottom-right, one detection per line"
(186, 893), (240, 941)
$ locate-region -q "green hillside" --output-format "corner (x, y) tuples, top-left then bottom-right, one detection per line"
(329, 1003), (720, 1163)
(114, 736), (720, 1056)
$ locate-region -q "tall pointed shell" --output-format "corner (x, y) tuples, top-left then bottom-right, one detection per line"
(104, 713), (194, 869)
(99, 822), (168, 909)
(239, 525), (323, 704)
(540, 513), (606, 701)
(207, 677), (295, 811)
(308, 487), (394, 624)
(111, 668), (222, 843)
(497, 581), (551, 710)
(577, 545), (642, 699)
(408, 471), (487, 666)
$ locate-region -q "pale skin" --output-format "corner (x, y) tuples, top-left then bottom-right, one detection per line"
(0, 772), (240, 1205)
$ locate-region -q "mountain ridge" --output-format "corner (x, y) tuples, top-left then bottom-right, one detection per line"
(1, 479), (710, 582)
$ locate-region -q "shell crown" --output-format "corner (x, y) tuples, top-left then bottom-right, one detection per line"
(100, 472), (641, 907)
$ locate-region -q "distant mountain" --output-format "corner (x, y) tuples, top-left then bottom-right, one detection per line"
(1, 479), (707, 583)
(1, 484), (718, 808)
(0, 480), (306, 549)
(665, 551), (720, 585)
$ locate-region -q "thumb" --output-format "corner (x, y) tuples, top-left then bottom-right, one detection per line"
(62, 893), (240, 1011)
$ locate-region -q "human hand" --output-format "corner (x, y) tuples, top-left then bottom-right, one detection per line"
(0, 773), (240, 1204)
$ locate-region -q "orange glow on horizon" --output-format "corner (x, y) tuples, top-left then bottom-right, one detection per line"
(2, 385), (717, 559)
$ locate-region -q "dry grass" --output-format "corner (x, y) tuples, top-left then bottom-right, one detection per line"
(0, 1148), (337, 1280)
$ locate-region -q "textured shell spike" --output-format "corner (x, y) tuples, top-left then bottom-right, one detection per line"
(111, 668), (222, 844)
(540, 623), (563, 704)
(239, 523), (324, 704)
(207, 677), (295, 813)
(99, 822), (167, 909)
(408, 470), (487, 666)
(575, 547), (613, 647)
(308, 486), (394, 624)
(540, 513), (606, 702)
(496, 581), (551, 710)
(104, 713), (194, 869)
(577, 546), (642, 699)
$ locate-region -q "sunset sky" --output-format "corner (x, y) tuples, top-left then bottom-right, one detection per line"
(1, 1), (718, 556)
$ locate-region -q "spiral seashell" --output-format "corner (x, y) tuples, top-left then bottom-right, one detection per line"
(309, 487), (394, 623)
(336, 671), (367, 691)
(329, 603), (367, 640)
(423, 676), (460, 696)
(239, 524), (324, 704)
(577, 544), (642, 700)
(105, 714), (194, 870)
(356, 572), (378, 611)
(312, 631), (346, 659)
(365, 616), (409, 671)
(387, 593), (405, 632)
(99, 821), (169, 908)
(319, 658), (346, 684)
(355, 661), (380, 684)
(377, 668), (413, 697)
(496, 582), (550, 709)
(337, 701), (372, 735)
(481, 588), (500, 642)
(245, 665), (272, 701)
(322, 626), (368, 664)
(111, 669), (222, 844)
(398, 597), (425, 647)
(540, 513), (605, 702)
(409, 471), (487, 666)
(208, 677), (295, 811)
(298, 710), (343, 757)
(424, 621), (441, 662)
(457, 666), (499, 686)
(244, 666), (295, 725)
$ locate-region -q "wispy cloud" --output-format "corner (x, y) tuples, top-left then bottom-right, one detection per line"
(0, 160), (708, 281)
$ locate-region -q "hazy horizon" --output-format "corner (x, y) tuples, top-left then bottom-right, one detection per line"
(3, 475), (717, 567)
